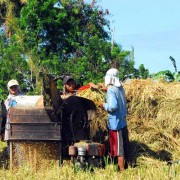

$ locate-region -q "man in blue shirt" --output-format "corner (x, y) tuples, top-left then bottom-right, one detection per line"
(101, 68), (130, 171)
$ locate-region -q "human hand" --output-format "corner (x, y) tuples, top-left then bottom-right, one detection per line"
(89, 82), (98, 89)
(98, 83), (107, 91)
(98, 103), (104, 109)
(100, 87), (107, 91)
(97, 83), (104, 87)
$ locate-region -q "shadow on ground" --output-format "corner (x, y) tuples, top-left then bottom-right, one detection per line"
(0, 146), (9, 169)
(128, 140), (172, 167)
(91, 129), (173, 169)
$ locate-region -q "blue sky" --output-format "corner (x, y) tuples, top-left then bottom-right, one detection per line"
(86, 0), (180, 74)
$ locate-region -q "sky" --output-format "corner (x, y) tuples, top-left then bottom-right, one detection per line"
(85, 0), (180, 74)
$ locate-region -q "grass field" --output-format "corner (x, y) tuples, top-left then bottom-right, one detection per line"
(0, 140), (179, 180)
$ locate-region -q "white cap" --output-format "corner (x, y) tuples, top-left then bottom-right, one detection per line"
(104, 68), (121, 87)
(7, 79), (19, 90)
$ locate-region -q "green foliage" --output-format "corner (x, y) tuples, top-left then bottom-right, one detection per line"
(138, 64), (149, 79)
(0, 87), (6, 102)
(16, 0), (113, 86)
(0, 32), (30, 98)
(151, 70), (174, 82)
(0, 0), (138, 95)
(0, 0), (25, 25)
(110, 44), (135, 79)
(174, 72), (180, 82)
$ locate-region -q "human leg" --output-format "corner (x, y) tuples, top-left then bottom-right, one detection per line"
(118, 156), (124, 171)
(109, 129), (125, 171)
(122, 126), (130, 169)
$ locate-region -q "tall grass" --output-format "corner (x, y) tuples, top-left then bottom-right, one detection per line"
(0, 154), (179, 180)
(0, 140), (179, 180)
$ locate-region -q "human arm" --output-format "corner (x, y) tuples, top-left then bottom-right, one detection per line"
(103, 88), (118, 112)
(90, 82), (107, 90)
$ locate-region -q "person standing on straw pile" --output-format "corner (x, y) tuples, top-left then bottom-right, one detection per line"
(99, 68), (130, 171)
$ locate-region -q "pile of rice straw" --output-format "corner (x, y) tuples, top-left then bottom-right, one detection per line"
(78, 79), (180, 165)
(124, 79), (180, 164)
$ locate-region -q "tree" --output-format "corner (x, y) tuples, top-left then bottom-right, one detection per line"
(0, 0), (26, 37)
(0, 0), (138, 96)
(138, 64), (149, 79)
(17, 0), (112, 82)
(169, 56), (177, 73)
(0, 31), (30, 93)
(151, 70), (174, 82)
(0, 0), (111, 93)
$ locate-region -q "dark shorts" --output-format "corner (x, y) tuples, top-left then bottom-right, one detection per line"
(109, 126), (129, 157)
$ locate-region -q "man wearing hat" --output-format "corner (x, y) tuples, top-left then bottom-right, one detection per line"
(4, 79), (21, 110)
(100, 68), (130, 171)
(61, 76), (77, 99)
(4, 79), (22, 141)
